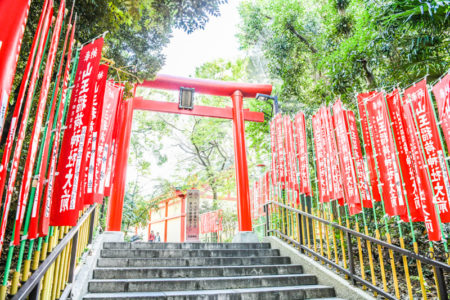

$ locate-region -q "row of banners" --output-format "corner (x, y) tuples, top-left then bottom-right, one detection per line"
(251, 73), (450, 242)
(0, 0), (124, 255)
(200, 210), (223, 235)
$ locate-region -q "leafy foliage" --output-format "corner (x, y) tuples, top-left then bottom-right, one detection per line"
(237, 0), (450, 115)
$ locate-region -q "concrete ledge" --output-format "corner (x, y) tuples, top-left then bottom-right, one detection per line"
(232, 231), (260, 243)
(70, 231), (124, 300)
(263, 236), (375, 300)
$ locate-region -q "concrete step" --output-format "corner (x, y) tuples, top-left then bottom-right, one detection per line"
(83, 285), (336, 299)
(100, 248), (279, 259)
(103, 242), (271, 250)
(88, 274), (319, 293)
(93, 264), (304, 279)
(97, 256), (291, 268)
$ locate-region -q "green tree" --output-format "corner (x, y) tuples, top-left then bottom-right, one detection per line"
(237, 0), (450, 111)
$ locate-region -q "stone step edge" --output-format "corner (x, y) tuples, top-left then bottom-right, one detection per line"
(103, 242), (271, 246)
(101, 249), (277, 252)
(97, 255), (288, 261)
(83, 284), (335, 298)
(88, 273), (315, 283)
(93, 264), (304, 271)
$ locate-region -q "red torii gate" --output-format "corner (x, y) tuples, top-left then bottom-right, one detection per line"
(106, 74), (272, 237)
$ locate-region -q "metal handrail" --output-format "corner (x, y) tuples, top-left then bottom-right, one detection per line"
(12, 204), (97, 300)
(264, 201), (449, 299)
(265, 201), (450, 270)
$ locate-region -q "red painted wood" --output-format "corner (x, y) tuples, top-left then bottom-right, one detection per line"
(107, 98), (134, 231)
(232, 90), (253, 232)
(133, 98), (264, 123)
(139, 74), (272, 98)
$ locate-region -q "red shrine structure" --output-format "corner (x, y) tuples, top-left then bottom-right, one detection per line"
(106, 74), (272, 239)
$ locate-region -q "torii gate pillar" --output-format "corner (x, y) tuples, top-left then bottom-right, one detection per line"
(106, 74), (272, 240)
(231, 90), (252, 232)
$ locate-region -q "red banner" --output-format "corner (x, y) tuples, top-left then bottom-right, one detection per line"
(270, 120), (278, 186)
(402, 103), (441, 241)
(325, 107), (344, 201)
(103, 87), (124, 196)
(30, 13), (77, 239)
(386, 89), (423, 221)
(294, 112), (311, 196)
(432, 73), (450, 152)
(404, 79), (450, 223)
(0, 1), (52, 250)
(95, 81), (121, 201)
(312, 112), (329, 202)
(332, 100), (361, 215)
(83, 64), (109, 205)
(366, 92), (407, 218)
(50, 37), (104, 226)
(283, 115), (298, 205)
(274, 114), (286, 188)
(12, 0), (66, 245)
(0, 0), (31, 138)
(200, 210), (223, 234)
(346, 110), (372, 208)
(357, 92), (382, 203)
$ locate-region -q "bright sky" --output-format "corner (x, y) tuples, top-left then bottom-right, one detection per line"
(160, 0), (243, 77)
(130, 1), (243, 196)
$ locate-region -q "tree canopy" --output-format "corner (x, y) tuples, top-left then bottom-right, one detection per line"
(238, 0), (450, 111)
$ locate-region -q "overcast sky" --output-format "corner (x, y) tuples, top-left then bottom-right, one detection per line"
(130, 1), (243, 196)
(160, 0), (242, 77)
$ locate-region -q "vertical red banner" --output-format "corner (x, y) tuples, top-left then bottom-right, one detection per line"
(294, 112), (312, 196)
(270, 120), (278, 186)
(12, 0), (66, 245)
(346, 110), (372, 208)
(97, 82), (122, 198)
(31, 14), (77, 239)
(274, 114), (286, 188)
(386, 89), (423, 221)
(402, 103), (441, 240)
(404, 79), (450, 223)
(432, 73), (450, 152)
(357, 92), (381, 203)
(332, 100), (361, 215)
(366, 92), (407, 217)
(83, 64), (109, 205)
(50, 38), (104, 226)
(312, 112), (329, 203)
(0, 0), (31, 137)
(325, 107), (344, 201)
(0, 1), (52, 251)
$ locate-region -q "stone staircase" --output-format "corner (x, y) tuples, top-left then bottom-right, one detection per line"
(83, 242), (342, 299)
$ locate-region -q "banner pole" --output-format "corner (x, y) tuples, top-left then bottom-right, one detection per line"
(20, 13), (74, 282)
(405, 92), (448, 299)
(362, 96), (401, 298)
(425, 84), (450, 262)
(324, 108), (341, 267)
(270, 118), (283, 234)
(326, 104), (366, 285)
(281, 117), (294, 239)
(354, 95), (389, 292)
(325, 113), (347, 271)
(342, 107), (377, 292)
(0, 27), (53, 300)
(309, 121), (326, 262)
(383, 91), (421, 299)
(292, 116), (310, 251)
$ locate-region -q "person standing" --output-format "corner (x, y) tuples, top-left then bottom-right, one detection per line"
(155, 232), (161, 242)
(148, 230), (155, 242)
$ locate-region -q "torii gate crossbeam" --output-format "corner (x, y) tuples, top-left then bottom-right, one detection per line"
(107, 74), (272, 238)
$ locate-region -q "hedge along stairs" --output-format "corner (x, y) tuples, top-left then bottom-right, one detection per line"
(82, 242), (343, 299)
